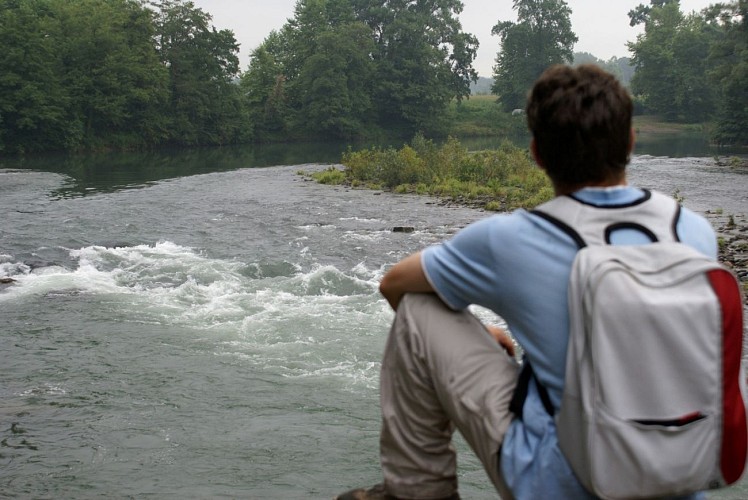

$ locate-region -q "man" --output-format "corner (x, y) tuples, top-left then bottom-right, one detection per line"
(336, 65), (716, 499)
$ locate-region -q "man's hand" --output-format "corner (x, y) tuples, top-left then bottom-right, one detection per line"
(486, 325), (515, 357)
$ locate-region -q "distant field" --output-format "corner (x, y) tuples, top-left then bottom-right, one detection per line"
(447, 95), (521, 137)
(446, 104), (712, 143)
(633, 115), (709, 134)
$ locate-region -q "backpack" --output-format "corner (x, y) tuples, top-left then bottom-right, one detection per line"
(529, 189), (747, 499)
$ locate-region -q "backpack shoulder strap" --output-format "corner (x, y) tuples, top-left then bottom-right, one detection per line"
(529, 209), (587, 249)
(517, 190), (684, 418)
(531, 189), (681, 247)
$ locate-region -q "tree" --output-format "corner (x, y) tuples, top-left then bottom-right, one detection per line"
(0, 0), (69, 153)
(53, 0), (170, 148)
(153, 0), (245, 145)
(352, 0), (479, 135)
(492, 0), (578, 111)
(294, 22), (376, 138)
(243, 0), (376, 140)
(572, 53), (635, 87)
(0, 0), (253, 153)
(705, 0), (748, 144)
(282, 0), (356, 81)
(627, 0), (717, 122)
(244, 0), (480, 139)
(282, 0), (376, 139)
(0, 0), (169, 153)
(240, 33), (287, 140)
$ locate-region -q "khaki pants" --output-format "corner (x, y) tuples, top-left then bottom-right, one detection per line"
(380, 293), (520, 499)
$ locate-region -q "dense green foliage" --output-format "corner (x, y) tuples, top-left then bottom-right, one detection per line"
(445, 94), (528, 137)
(3, 0), (745, 154)
(0, 0), (243, 154)
(491, 0), (578, 111)
(315, 136), (553, 211)
(243, 0), (479, 141)
(0, 0), (169, 152)
(627, 0), (747, 143)
(573, 53), (635, 87)
(1, 0), (485, 153)
(628, 0), (715, 122)
(154, 0), (246, 146)
(705, 0), (748, 145)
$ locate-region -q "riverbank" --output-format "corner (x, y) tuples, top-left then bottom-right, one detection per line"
(706, 209), (748, 296)
(632, 115), (708, 135)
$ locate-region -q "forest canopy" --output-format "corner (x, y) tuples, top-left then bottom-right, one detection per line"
(627, 0), (747, 143)
(0, 0), (249, 153)
(0, 0), (746, 155)
(241, 0), (479, 141)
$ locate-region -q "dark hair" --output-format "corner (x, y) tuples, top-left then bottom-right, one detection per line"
(526, 64), (633, 189)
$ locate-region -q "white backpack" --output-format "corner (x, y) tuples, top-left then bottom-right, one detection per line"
(531, 190), (748, 499)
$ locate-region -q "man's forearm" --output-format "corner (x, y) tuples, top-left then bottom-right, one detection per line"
(379, 251), (434, 310)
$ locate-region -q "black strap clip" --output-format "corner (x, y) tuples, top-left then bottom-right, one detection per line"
(509, 360), (555, 420)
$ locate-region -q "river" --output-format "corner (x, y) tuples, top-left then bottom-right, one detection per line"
(0, 141), (746, 499)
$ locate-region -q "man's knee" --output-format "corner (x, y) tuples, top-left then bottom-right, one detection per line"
(398, 293), (473, 330)
(392, 293), (500, 366)
(407, 291), (487, 329)
(398, 292), (451, 314)
(394, 293), (477, 347)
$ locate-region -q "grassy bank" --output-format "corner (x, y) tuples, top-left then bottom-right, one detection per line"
(632, 115), (712, 135)
(445, 95), (526, 138)
(443, 104), (718, 143)
(306, 135), (553, 212)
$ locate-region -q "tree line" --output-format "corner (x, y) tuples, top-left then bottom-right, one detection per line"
(627, 0), (747, 144)
(240, 0), (479, 141)
(1, 0), (246, 154)
(491, 0), (746, 145)
(1, 0), (746, 156)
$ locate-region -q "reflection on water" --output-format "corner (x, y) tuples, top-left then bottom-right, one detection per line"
(1, 131), (744, 199)
(0, 142), (348, 199)
(462, 130), (747, 158)
(633, 131), (746, 158)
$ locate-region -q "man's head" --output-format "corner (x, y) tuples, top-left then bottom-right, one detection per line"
(526, 64), (633, 192)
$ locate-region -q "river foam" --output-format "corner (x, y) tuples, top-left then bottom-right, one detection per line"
(0, 241), (391, 391)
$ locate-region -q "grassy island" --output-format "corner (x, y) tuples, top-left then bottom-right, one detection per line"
(308, 136), (553, 212)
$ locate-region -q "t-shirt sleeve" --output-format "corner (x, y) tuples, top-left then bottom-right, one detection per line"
(676, 207), (718, 259)
(421, 216), (500, 311)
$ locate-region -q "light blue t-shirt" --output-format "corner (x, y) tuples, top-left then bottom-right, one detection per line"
(421, 186), (716, 499)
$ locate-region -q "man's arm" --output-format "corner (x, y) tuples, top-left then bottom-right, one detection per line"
(379, 251), (434, 310)
(379, 251), (516, 355)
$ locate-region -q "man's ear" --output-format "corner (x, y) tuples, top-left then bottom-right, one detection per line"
(628, 127), (636, 155)
(530, 138), (545, 169)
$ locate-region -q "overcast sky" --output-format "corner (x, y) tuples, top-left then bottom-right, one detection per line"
(191, 0), (716, 77)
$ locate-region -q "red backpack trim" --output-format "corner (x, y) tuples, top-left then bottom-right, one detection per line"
(709, 269), (747, 484)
